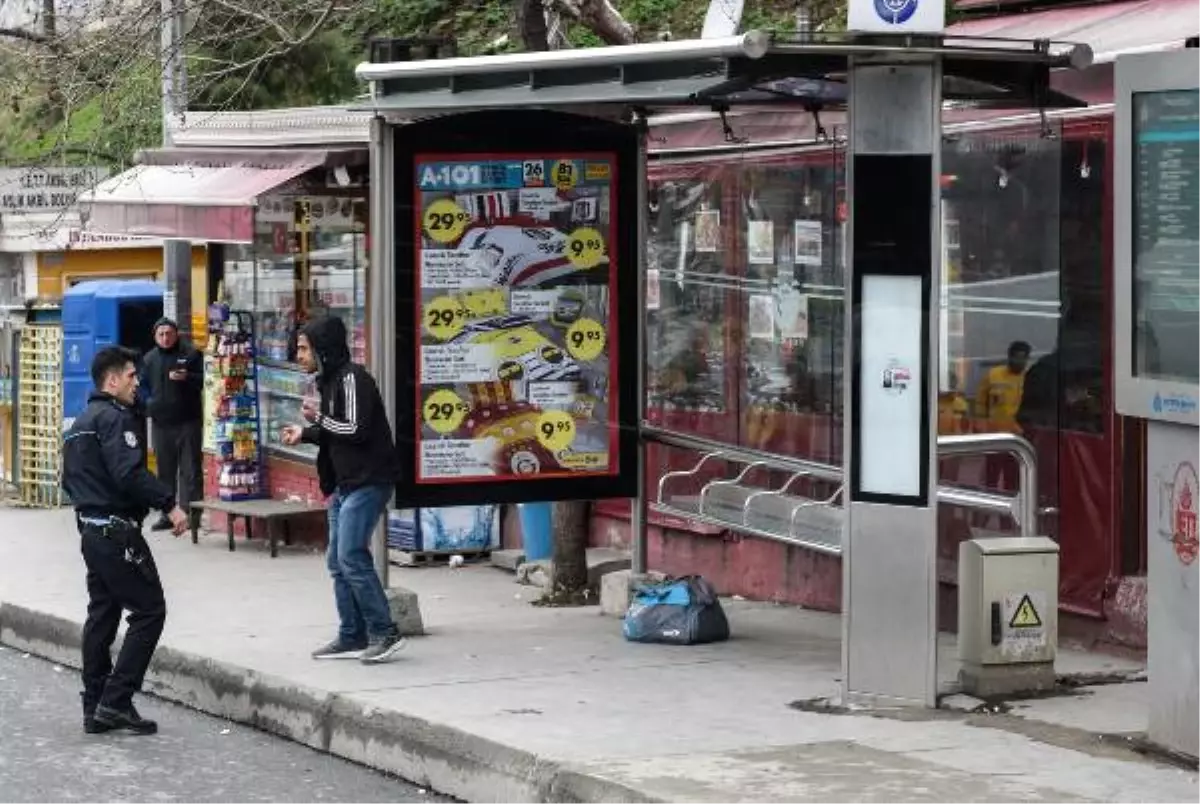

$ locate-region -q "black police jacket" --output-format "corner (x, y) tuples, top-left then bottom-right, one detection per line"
(299, 316), (401, 497)
(62, 392), (176, 520)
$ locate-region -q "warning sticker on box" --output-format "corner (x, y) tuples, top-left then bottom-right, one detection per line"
(1000, 591), (1048, 656)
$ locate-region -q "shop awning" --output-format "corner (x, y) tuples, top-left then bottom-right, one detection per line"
(947, 0), (1197, 64)
(79, 149), (344, 243)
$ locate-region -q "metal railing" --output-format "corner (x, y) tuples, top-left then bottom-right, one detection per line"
(638, 424), (1038, 558)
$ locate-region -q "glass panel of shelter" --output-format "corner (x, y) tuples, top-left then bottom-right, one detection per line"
(643, 125), (1096, 548)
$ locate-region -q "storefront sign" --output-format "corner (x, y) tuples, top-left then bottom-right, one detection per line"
(66, 229), (161, 250)
(395, 111), (639, 507)
(0, 167), (107, 214)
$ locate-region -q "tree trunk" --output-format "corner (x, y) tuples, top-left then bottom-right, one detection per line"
(516, 0), (550, 51)
(550, 500), (591, 597)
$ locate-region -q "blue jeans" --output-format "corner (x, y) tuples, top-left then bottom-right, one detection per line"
(326, 485), (396, 644)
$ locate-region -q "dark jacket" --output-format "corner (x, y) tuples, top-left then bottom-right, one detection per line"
(140, 328), (203, 426)
(300, 316), (401, 496)
(62, 392), (176, 520)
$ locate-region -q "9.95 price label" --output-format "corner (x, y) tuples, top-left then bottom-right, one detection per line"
(423, 389), (469, 435)
(565, 227), (606, 269)
(565, 318), (606, 362)
(535, 410), (576, 452)
(422, 199), (471, 244)
(424, 296), (466, 341)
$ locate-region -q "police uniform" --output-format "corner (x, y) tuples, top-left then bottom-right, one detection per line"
(62, 391), (175, 727)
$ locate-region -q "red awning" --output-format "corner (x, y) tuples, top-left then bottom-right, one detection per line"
(79, 149), (332, 243)
(948, 0), (1198, 63)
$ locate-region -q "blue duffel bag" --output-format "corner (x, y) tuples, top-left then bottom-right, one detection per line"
(622, 575), (730, 645)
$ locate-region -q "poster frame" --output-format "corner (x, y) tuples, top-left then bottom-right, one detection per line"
(392, 109), (640, 508)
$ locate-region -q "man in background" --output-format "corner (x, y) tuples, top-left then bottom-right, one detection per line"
(140, 318), (203, 531)
(974, 340), (1032, 493)
(975, 340), (1031, 434)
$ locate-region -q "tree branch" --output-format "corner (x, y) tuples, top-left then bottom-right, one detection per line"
(547, 0), (635, 45)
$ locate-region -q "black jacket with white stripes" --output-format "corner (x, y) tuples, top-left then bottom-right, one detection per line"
(300, 316), (402, 497)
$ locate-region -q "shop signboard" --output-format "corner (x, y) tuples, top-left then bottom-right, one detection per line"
(0, 167), (108, 216)
(394, 110), (639, 507)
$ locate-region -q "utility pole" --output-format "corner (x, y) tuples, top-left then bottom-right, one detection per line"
(161, 0), (191, 336)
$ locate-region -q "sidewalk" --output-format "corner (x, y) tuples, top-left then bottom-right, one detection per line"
(0, 506), (1195, 803)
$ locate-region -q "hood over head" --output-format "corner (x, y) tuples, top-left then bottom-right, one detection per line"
(302, 315), (351, 377)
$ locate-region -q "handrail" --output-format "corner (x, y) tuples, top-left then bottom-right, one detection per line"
(937, 433), (1038, 540)
(640, 423), (1038, 538)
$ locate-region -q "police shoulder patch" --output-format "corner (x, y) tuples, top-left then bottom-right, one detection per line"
(124, 431), (139, 449)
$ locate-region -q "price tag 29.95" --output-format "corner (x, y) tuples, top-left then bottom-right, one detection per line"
(423, 389), (469, 435)
(535, 410), (576, 452)
(565, 318), (606, 362)
(422, 199), (471, 244)
(424, 296), (466, 341)
(565, 227), (606, 269)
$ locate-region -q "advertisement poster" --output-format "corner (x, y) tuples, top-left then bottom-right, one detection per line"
(747, 220), (775, 264)
(858, 274), (924, 499)
(413, 152), (619, 485)
(793, 219), (823, 266)
(695, 209), (721, 252)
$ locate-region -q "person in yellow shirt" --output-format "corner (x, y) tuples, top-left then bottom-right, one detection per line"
(974, 341), (1032, 495)
(938, 370), (970, 435)
(974, 341), (1031, 435)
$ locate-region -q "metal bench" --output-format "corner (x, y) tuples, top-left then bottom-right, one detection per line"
(190, 499), (327, 558)
(648, 427), (1034, 556)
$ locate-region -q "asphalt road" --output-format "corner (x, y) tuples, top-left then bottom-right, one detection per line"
(0, 644), (451, 803)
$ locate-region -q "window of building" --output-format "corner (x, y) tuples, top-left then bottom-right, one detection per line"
(221, 193), (368, 462)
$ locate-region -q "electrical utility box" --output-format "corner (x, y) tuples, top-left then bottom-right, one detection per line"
(958, 536), (1059, 697)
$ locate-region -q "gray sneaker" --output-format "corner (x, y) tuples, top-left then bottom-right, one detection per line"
(312, 638), (367, 660)
(360, 633), (406, 664)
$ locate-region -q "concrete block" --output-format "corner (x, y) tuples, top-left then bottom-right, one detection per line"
(599, 569), (667, 618)
(959, 661), (1056, 698)
(586, 547), (631, 586)
(940, 693), (986, 713)
(386, 586), (425, 636)
(490, 548), (526, 572)
(515, 549), (631, 591)
(516, 559), (552, 589)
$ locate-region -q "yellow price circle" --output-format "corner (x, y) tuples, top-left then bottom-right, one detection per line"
(565, 318), (606, 362)
(536, 410), (576, 452)
(423, 389), (469, 435)
(552, 160), (578, 191)
(424, 295), (466, 341)
(565, 227), (606, 269)
(422, 199), (471, 244)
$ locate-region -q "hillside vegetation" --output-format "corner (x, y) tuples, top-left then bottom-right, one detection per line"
(0, 0), (840, 167)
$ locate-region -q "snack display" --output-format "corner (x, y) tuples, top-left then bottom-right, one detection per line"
(414, 152), (619, 483)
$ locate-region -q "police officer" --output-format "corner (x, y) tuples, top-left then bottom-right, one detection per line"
(62, 346), (188, 735)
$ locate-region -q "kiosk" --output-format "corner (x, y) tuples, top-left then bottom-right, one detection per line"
(358, 26), (1090, 707)
(1114, 48), (1199, 761)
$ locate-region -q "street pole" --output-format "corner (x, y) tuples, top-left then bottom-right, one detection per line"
(161, 0), (191, 337)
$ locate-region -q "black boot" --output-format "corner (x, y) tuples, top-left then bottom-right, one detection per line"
(93, 703), (158, 735)
(150, 517), (172, 532)
(81, 692), (112, 734)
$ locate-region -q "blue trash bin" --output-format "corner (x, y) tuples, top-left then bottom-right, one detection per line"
(517, 502), (553, 561)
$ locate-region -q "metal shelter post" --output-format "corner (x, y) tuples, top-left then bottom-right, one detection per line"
(631, 129), (650, 576)
(842, 55), (943, 707)
(368, 114), (395, 586)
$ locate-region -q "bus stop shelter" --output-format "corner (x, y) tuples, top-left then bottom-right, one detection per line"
(355, 31), (1091, 707)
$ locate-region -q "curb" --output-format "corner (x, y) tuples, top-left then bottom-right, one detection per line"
(0, 601), (661, 804)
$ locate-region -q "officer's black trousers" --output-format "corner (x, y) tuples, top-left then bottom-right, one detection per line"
(79, 523), (166, 712)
